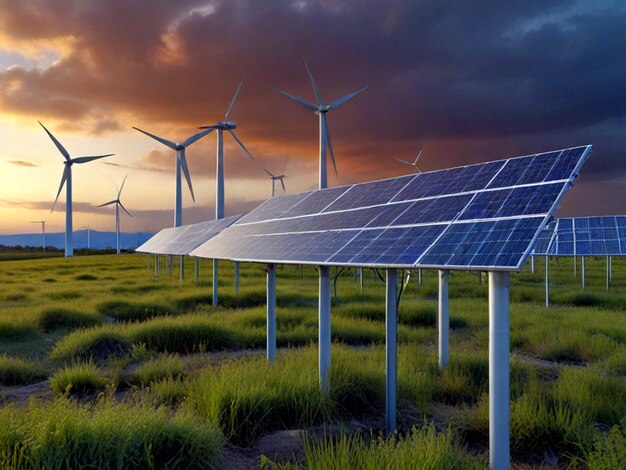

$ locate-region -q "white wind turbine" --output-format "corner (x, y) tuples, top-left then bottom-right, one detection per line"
(395, 145), (426, 173)
(270, 59), (366, 189)
(40, 122), (114, 257)
(198, 78), (256, 304)
(30, 220), (46, 252)
(132, 127), (213, 227)
(263, 158), (288, 197)
(198, 78), (256, 219)
(98, 176), (132, 255)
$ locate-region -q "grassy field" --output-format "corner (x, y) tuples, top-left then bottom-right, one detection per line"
(0, 253), (624, 468)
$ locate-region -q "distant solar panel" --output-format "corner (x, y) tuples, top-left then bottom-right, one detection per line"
(190, 146), (591, 271)
(136, 215), (243, 255)
(534, 216), (626, 256)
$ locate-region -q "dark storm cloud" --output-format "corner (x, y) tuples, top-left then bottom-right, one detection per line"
(0, 0), (625, 216)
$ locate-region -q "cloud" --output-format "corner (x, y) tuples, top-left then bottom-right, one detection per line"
(0, 0), (624, 217)
(7, 159), (37, 167)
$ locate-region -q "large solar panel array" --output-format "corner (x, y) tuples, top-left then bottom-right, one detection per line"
(533, 216), (626, 256)
(190, 146), (591, 271)
(136, 215), (243, 256)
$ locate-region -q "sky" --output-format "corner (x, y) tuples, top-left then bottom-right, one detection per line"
(0, 0), (625, 235)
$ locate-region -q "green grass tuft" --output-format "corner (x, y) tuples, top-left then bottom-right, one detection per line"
(0, 355), (46, 386)
(50, 361), (107, 396)
(132, 354), (184, 385)
(37, 308), (103, 332)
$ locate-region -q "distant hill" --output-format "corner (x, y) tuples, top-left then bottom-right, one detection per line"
(0, 230), (155, 250)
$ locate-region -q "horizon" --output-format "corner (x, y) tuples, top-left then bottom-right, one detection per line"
(1, 1), (625, 235)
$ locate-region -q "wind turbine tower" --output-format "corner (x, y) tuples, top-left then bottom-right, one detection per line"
(98, 176), (132, 255)
(198, 78), (256, 304)
(133, 127), (213, 227)
(270, 60), (366, 189)
(40, 122), (114, 257)
(30, 220), (46, 252)
(264, 158), (288, 197)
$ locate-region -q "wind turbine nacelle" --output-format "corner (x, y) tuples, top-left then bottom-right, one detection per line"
(223, 121), (237, 129)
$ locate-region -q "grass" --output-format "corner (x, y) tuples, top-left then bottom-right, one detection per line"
(132, 354), (185, 385)
(0, 398), (223, 469)
(50, 361), (107, 396)
(267, 424), (480, 469)
(0, 355), (46, 386)
(0, 253), (624, 467)
(37, 307), (103, 332)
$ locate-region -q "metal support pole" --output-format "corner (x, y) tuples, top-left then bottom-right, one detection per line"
(489, 271), (510, 470)
(168, 255), (172, 277)
(267, 264), (276, 362)
(609, 256), (612, 285)
(418, 268), (423, 286)
(319, 266), (331, 394)
(359, 267), (363, 291)
(546, 256), (550, 308)
(179, 255), (184, 282)
(438, 270), (450, 370)
(212, 259), (219, 306)
(385, 268), (398, 436)
(531, 255), (534, 274)
(574, 255), (577, 277)
(155, 254), (160, 277)
(194, 257), (199, 282)
(582, 256), (585, 289)
(606, 256), (609, 291)
(234, 261), (240, 296)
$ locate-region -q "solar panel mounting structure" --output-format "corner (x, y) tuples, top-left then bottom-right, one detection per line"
(136, 215), (242, 281)
(190, 145), (592, 470)
(533, 215), (625, 298)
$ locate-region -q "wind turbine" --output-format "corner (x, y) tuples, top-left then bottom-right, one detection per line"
(198, 77), (256, 219)
(395, 145), (426, 173)
(270, 59), (366, 189)
(30, 220), (46, 252)
(198, 78), (256, 305)
(40, 122), (114, 257)
(132, 127), (213, 227)
(80, 226), (91, 250)
(98, 176), (132, 255)
(263, 158), (288, 197)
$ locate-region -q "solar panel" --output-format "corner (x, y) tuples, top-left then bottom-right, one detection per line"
(534, 215), (626, 256)
(190, 146), (591, 271)
(136, 215), (243, 255)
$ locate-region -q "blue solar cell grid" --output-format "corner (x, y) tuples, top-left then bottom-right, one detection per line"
(190, 145), (591, 270)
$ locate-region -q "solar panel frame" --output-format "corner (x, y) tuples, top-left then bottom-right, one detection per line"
(190, 146), (592, 271)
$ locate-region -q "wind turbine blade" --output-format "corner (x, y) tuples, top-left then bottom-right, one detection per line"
(282, 156), (289, 175)
(182, 127), (214, 147)
(132, 127), (178, 150)
(98, 200), (117, 207)
(303, 58), (324, 106)
(119, 202), (133, 217)
(328, 86), (367, 110)
(72, 154), (114, 164)
(51, 166), (69, 212)
(179, 153), (195, 202)
(117, 175), (128, 198)
(263, 168), (275, 178)
(414, 145), (425, 164)
(268, 85), (319, 111)
(323, 116), (338, 175)
(225, 77), (244, 119)
(228, 130), (255, 160)
(198, 125), (219, 130)
(395, 158), (414, 165)
(280, 178), (286, 192)
(39, 121), (70, 161)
